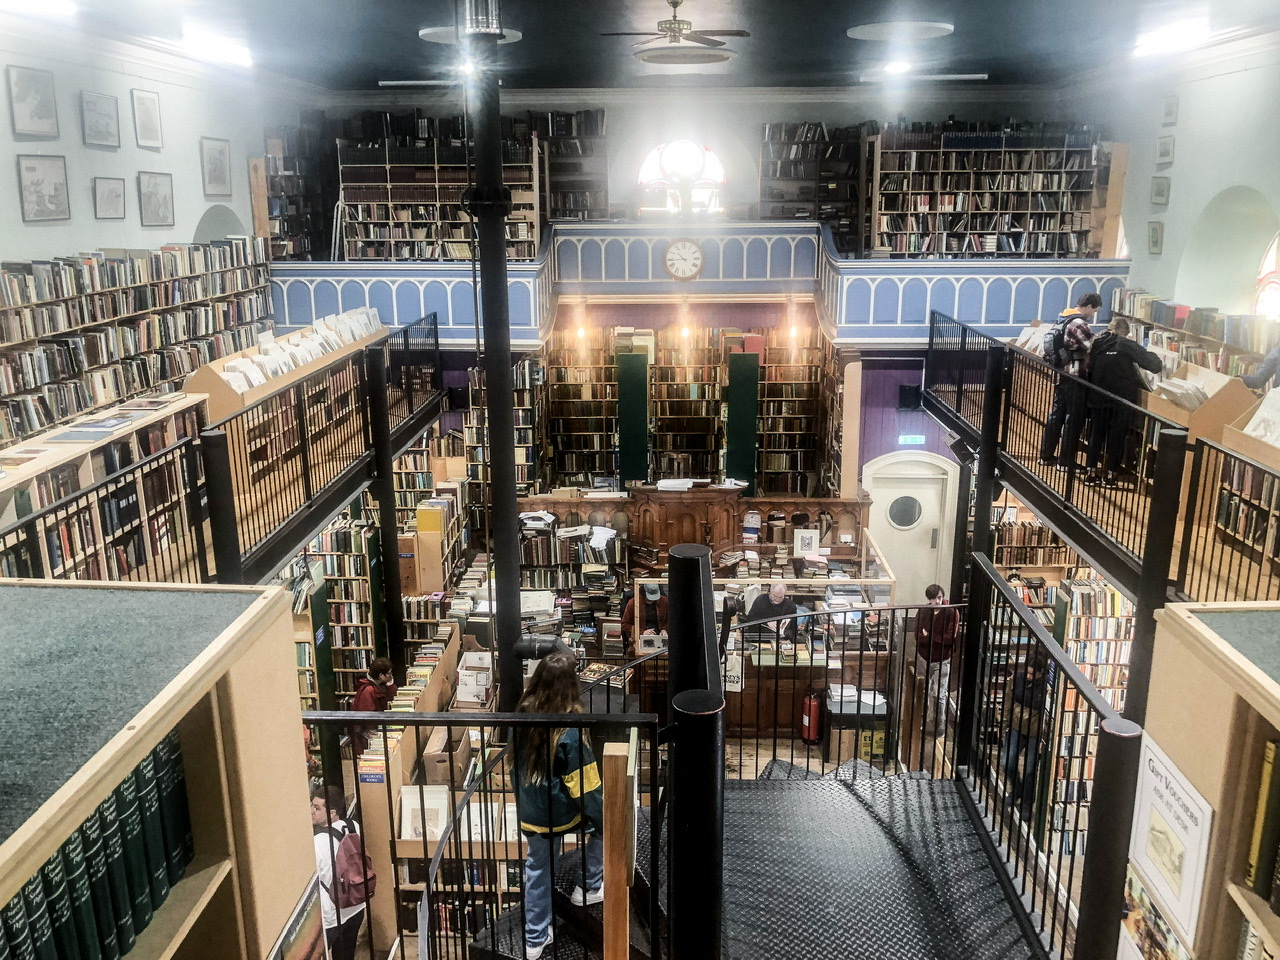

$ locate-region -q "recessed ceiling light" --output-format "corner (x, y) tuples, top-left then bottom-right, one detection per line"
(847, 20), (954, 41)
(418, 25), (523, 44)
(634, 46), (736, 65)
(1133, 17), (1210, 57)
(884, 61), (913, 74)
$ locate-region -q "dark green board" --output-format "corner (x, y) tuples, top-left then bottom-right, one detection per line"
(618, 352), (650, 484)
(725, 352), (761, 496)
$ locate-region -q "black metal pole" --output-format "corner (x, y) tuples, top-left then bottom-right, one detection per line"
(199, 429), (244, 584)
(1126, 427), (1187, 726)
(365, 351), (407, 673)
(970, 345), (1006, 560)
(949, 457), (973, 603)
(1073, 715), (1142, 960)
(954, 552), (991, 770)
(462, 15), (523, 711)
(667, 543), (717, 702)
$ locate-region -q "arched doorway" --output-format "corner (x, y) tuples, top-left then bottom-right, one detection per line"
(1174, 186), (1280, 312)
(192, 203), (247, 244)
(862, 451), (960, 606)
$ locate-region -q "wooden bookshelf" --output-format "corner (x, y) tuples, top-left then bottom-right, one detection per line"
(652, 326), (723, 480)
(465, 358), (546, 527)
(544, 326), (618, 485)
(0, 238), (270, 447)
(415, 489), (469, 593)
(757, 323), (823, 495)
(535, 109), (609, 221)
(757, 122), (862, 255)
(260, 125), (328, 261)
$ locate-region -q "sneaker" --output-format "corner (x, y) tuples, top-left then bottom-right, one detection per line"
(571, 885), (604, 906)
(526, 928), (555, 960)
(1082, 472), (1101, 485)
(1100, 475), (1119, 488)
(1037, 457), (1055, 466)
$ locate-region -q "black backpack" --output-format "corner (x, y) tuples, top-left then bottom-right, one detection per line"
(1042, 319), (1071, 369)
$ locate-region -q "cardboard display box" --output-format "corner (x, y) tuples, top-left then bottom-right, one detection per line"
(1222, 399), (1280, 472)
(1142, 362), (1257, 445)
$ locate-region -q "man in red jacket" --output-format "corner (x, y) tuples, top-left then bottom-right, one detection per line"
(916, 584), (959, 736)
(351, 657), (397, 752)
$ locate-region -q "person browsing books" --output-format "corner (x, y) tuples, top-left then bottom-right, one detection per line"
(1241, 343), (1280, 391)
(513, 650), (605, 960)
(1001, 653), (1048, 816)
(311, 785), (365, 960)
(746, 583), (798, 643)
(915, 584), (959, 735)
(1082, 316), (1162, 488)
(1038, 293), (1102, 468)
(350, 657), (397, 753)
(621, 583), (668, 654)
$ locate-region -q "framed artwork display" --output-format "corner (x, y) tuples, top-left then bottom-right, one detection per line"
(1148, 221), (1165, 256)
(137, 170), (174, 226)
(199, 136), (232, 196)
(93, 176), (125, 219)
(7, 65), (58, 138)
(1155, 135), (1175, 164)
(1150, 176), (1171, 205)
(131, 88), (162, 148)
(17, 154), (69, 221)
(1161, 95), (1179, 126)
(793, 528), (820, 556)
(80, 91), (120, 147)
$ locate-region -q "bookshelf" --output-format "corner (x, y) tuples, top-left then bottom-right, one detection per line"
(337, 133), (542, 262)
(757, 323), (823, 495)
(652, 326), (723, 480)
(0, 238), (270, 447)
(403, 592), (459, 664)
(544, 326), (618, 485)
(535, 109), (609, 221)
(758, 122), (862, 255)
(465, 358), (546, 530)
(261, 125), (328, 261)
(415, 489), (470, 593)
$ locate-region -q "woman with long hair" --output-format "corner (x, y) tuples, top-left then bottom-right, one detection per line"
(514, 650), (604, 960)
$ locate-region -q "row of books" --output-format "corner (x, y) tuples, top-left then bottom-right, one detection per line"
(1114, 287), (1279, 356)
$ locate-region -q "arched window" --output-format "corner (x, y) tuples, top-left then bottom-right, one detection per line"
(1256, 233), (1280, 318)
(637, 140), (725, 216)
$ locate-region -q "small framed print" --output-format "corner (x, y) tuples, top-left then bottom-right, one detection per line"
(7, 65), (59, 138)
(1148, 221), (1165, 256)
(1161, 95), (1178, 126)
(93, 176), (125, 219)
(199, 136), (231, 196)
(131, 88), (162, 148)
(17, 154), (69, 222)
(137, 170), (174, 226)
(1155, 135), (1175, 164)
(81, 91), (120, 147)
(794, 528), (820, 557)
(1150, 176), (1171, 205)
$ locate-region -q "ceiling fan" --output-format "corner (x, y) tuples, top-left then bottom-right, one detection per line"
(601, 0), (750, 48)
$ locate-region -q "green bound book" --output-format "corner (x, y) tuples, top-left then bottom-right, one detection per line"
(79, 811), (121, 960)
(61, 832), (103, 960)
(154, 736), (188, 885)
(113, 778), (153, 934)
(134, 754), (170, 910)
(0, 903), (10, 960)
(39, 852), (82, 960)
(164, 730), (195, 866)
(19, 875), (57, 960)
(1247, 740), (1280, 897)
(2, 893), (35, 960)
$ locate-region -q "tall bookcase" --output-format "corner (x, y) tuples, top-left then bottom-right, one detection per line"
(0, 238), (270, 446)
(756, 324), (823, 495)
(260, 125), (328, 261)
(818, 338), (847, 497)
(652, 326), (722, 480)
(465, 358), (546, 532)
(337, 134), (541, 262)
(544, 326), (618, 485)
(757, 122), (861, 255)
(535, 109), (609, 221)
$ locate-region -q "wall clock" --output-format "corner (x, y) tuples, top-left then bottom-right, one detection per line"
(663, 238), (704, 280)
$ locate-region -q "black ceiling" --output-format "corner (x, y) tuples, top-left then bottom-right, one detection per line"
(72, 0), (1280, 90)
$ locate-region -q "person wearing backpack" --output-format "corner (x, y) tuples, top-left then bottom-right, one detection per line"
(1037, 293), (1102, 467)
(513, 650), (604, 960)
(1083, 316), (1163, 487)
(311, 785), (374, 960)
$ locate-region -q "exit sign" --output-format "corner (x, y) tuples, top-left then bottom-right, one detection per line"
(898, 435), (926, 445)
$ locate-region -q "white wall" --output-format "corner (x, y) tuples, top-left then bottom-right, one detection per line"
(1067, 36), (1280, 308)
(0, 16), (301, 261)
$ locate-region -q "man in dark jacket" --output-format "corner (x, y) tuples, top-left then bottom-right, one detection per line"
(1084, 317), (1163, 487)
(1038, 293), (1102, 467)
(621, 583), (669, 653)
(916, 584), (959, 735)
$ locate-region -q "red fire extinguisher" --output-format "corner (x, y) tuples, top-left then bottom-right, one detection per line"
(801, 688), (823, 744)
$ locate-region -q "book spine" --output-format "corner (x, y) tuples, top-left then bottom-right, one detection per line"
(2, 893), (34, 960)
(164, 729), (196, 866)
(79, 811), (121, 960)
(19, 875), (57, 960)
(1250, 741), (1280, 896)
(156, 732), (193, 883)
(0, 903), (9, 960)
(134, 753), (172, 910)
(60, 833), (103, 960)
(39, 852), (83, 960)
(113, 778), (153, 934)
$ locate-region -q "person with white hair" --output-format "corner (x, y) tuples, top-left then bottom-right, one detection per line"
(745, 582), (797, 642)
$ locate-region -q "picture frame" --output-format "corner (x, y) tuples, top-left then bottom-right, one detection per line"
(80, 91), (120, 147)
(131, 88), (162, 148)
(1155, 135), (1175, 164)
(1147, 221), (1165, 256)
(17, 154), (70, 222)
(1161, 95), (1179, 126)
(199, 136), (232, 196)
(793, 528), (820, 557)
(137, 170), (174, 226)
(93, 176), (125, 219)
(1150, 176), (1171, 205)
(7, 65), (59, 138)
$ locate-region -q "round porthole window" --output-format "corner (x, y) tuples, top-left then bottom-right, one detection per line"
(887, 495), (922, 529)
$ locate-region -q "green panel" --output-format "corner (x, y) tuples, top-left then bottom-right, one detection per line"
(725, 352), (760, 496)
(367, 527), (387, 659)
(617, 352), (650, 484)
(308, 581), (343, 783)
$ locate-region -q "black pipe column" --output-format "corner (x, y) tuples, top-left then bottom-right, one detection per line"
(461, 6), (523, 710)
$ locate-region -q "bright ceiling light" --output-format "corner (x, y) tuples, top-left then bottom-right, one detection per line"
(859, 72), (988, 82)
(885, 61), (913, 74)
(458, 58), (476, 75)
(182, 26), (253, 67)
(0, 0), (76, 17)
(847, 20), (954, 41)
(1133, 17), (1211, 57)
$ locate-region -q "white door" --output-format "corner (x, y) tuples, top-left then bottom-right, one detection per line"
(862, 453), (957, 607)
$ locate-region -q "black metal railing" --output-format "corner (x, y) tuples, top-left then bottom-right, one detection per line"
(924, 310), (1001, 438)
(1177, 438), (1280, 602)
(384, 312), (443, 441)
(0, 439), (208, 583)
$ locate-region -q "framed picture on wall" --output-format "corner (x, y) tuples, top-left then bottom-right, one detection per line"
(93, 176), (125, 219)
(80, 91), (120, 147)
(131, 88), (162, 148)
(199, 136), (232, 196)
(1148, 221), (1165, 256)
(794, 528), (820, 557)
(1150, 176), (1171, 205)
(17, 154), (70, 221)
(1155, 135), (1175, 164)
(6, 65), (59, 138)
(1161, 95), (1179, 126)
(137, 170), (174, 226)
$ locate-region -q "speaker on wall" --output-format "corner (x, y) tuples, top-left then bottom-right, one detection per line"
(898, 384), (923, 410)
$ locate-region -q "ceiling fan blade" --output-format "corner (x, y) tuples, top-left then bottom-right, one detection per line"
(632, 35), (666, 46)
(682, 32), (727, 47)
(600, 31), (663, 36)
(692, 30), (750, 37)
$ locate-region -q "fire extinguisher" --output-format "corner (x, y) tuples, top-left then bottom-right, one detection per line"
(801, 688), (823, 744)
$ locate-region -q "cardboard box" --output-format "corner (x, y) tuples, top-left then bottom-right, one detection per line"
(1222, 399), (1280, 472)
(421, 725), (473, 786)
(397, 533), (418, 595)
(455, 651), (494, 704)
(1142, 362), (1257, 445)
(833, 724), (888, 764)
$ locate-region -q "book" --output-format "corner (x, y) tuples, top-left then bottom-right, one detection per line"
(79, 810), (122, 960)
(60, 832), (104, 960)
(1248, 740), (1280, 896)
(1, 891), (35, 960)
(133, 754), (171, 909)
(112, 778), (153, 933)
(154, 734), (191, 884)
(20, 873), (56, 960)
(95, 797), (136, 952)
(39, 851), (81, 960)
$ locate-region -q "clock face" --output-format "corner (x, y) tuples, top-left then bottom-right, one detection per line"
(664, 239), (703, 280)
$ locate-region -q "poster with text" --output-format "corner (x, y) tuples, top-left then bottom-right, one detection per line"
(1129, 735), (1212, 944)
(1119, 864), (1194, 960)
